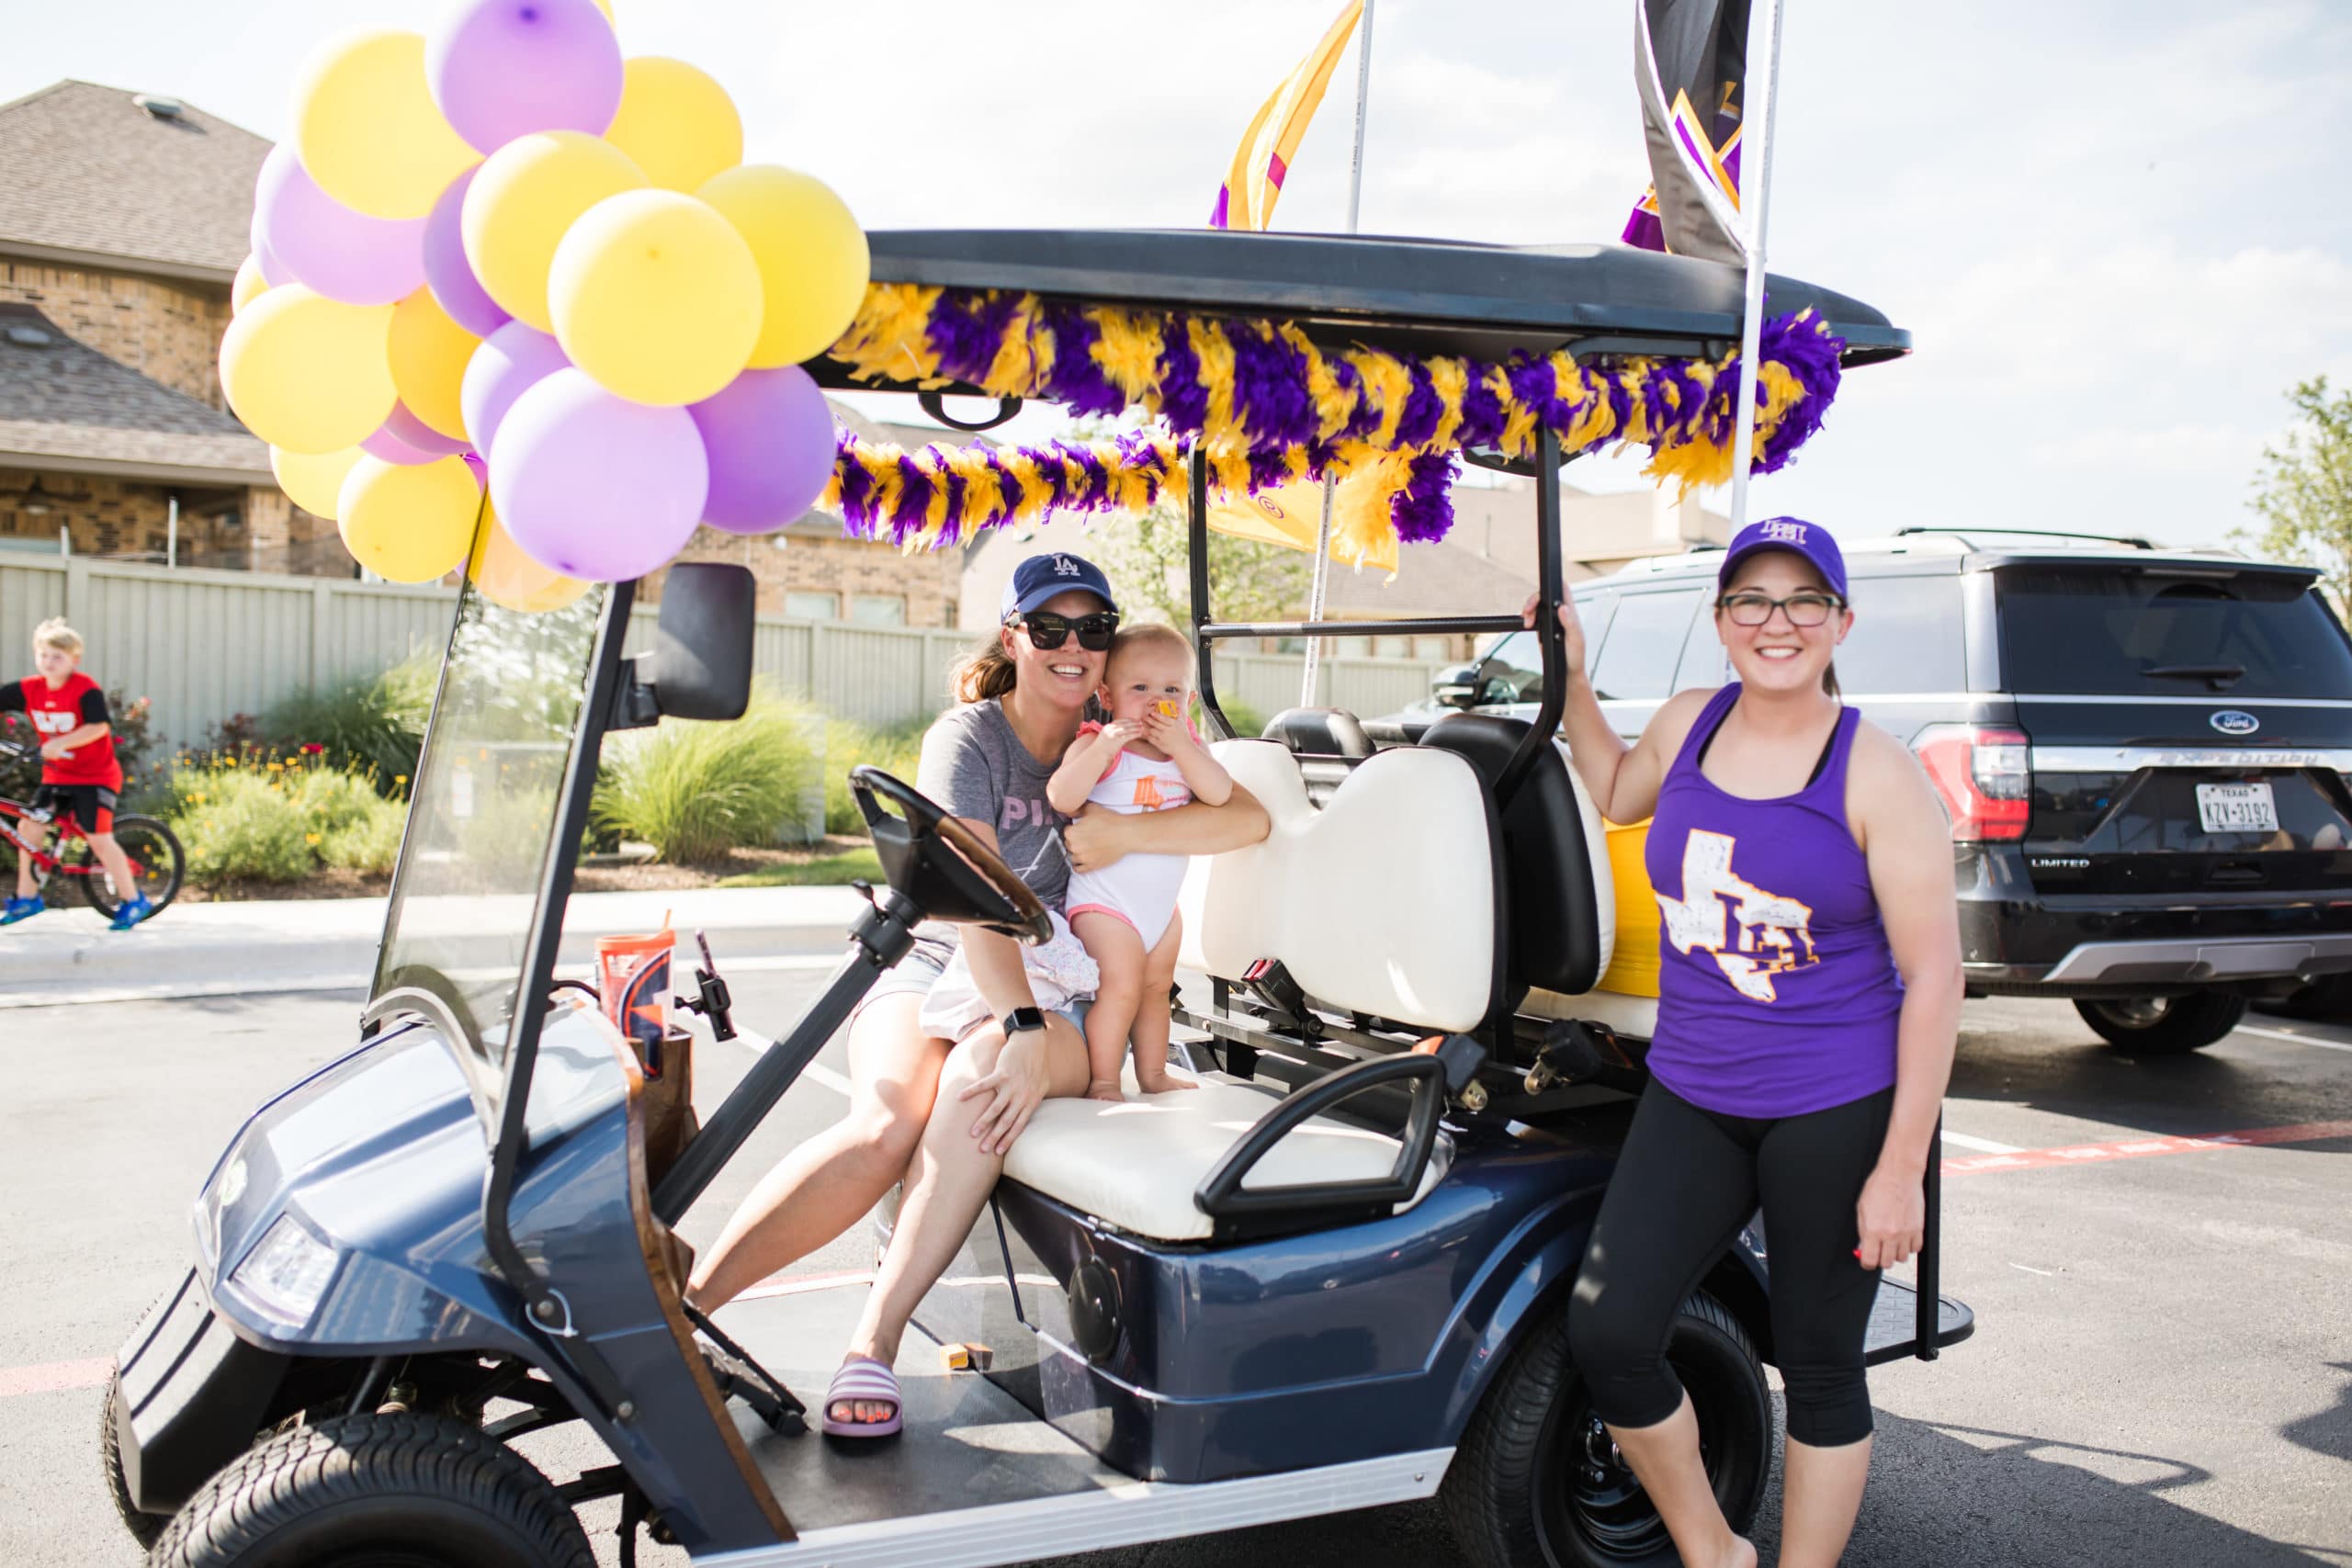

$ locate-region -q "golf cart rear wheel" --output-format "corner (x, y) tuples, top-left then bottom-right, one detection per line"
(69, 814), (184, 918)
(2073, 992), (2247, 1055)
(1442, 1292), (1770, 1568)
(151, 1410), (594, 1568)
(100, 1368), (170, 1549)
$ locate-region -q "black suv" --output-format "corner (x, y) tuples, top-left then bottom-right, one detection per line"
(1375, 527), (2352, 1053)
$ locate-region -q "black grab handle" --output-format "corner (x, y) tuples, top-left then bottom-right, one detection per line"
(1916, 1115), (1942, 1361)
(1193, 1053), (1448, 1236)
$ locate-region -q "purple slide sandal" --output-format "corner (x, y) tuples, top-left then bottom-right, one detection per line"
(820, 1356), (903, 1438)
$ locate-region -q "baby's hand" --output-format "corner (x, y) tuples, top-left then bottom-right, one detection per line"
(1101, 719), (1145, 750)
(1134, 1069), (1197, 1094)
(1142, 706), (1191, 751)
(1086, 1078), (1125, 1104)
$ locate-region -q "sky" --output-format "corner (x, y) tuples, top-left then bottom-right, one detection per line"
(8, 0), (2351, 552)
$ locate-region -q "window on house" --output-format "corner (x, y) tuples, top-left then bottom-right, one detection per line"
(1414, 637), (1455, 661)
(786, 592), (839, 621)
(1374, 635), (1412, 659)
(850, 594), (907, 626)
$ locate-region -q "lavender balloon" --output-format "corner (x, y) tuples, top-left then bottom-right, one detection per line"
(385, 401), (471, 457)
(422, 167), (510, 337)
(362, 422), (442, 467)
(427, 0), (625, 154)
(251, 144), (428, 308)
(686, 367), (835, 534)
(492, 368), (708, 581)
(459, 321), (569, 458)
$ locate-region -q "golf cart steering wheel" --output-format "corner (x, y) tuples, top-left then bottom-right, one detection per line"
(850, 767), (1052, 945)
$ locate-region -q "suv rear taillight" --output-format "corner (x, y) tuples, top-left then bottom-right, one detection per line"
(1914, 725), (2031, 841)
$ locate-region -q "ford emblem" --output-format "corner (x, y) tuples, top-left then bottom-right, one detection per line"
(2211, 710), (2260, 736)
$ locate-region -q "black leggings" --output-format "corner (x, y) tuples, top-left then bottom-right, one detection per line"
(1567, 1079), (1894, 1448)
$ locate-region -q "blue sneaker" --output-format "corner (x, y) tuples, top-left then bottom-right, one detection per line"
(0, 896), (42, 926)
(107, 894), (153, 931)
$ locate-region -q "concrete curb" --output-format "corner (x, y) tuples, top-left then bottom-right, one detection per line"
(0, 886), (872, 1009)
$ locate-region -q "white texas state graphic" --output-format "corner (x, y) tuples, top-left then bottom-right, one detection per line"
(1655, 829), (1819, 1002)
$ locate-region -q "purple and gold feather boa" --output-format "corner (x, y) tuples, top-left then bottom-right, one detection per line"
(820, 283), (1844, 558)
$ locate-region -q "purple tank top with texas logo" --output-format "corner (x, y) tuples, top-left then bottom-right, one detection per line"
(1643, 683), (1903, 1118)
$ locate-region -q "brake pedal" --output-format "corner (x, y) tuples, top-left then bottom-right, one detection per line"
(685, 1303), (806, 1436)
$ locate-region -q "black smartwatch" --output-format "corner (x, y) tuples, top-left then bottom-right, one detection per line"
(1001, 1006), (1046, 1037)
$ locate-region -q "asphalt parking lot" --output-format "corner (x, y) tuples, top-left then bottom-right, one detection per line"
(2, 973), (2346, 1567)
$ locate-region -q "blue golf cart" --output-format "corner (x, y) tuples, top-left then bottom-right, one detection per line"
(105, 231), (1970, 1568)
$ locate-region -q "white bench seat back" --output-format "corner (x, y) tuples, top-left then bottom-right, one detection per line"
(1177, 739), (1499, 1034)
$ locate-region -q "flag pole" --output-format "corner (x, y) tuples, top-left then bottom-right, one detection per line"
(1726, 0), (1784, 532)
(1301, 0), (1374, 707)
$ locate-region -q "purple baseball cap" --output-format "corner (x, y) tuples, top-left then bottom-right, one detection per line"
(1717, 516), (1848, 600)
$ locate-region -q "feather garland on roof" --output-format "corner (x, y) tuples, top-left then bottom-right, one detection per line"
(820, 284), (1844, 559)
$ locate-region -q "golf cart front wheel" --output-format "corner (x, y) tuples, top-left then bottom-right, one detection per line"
(151, 1410), (594, 1568)
(70, 813), (185, 918)
(1442, 1292), (1770, 1568)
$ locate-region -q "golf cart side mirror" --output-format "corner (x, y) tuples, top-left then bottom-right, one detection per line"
(1432, 663), (1481, 710)
(613, 563), (756, 730)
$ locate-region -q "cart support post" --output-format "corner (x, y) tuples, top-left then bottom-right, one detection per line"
(1188, 445), (1236, 739)
(1494, 421), (1566, 802)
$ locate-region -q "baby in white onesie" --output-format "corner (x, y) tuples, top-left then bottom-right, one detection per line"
(1047, 624), (1234, 1103)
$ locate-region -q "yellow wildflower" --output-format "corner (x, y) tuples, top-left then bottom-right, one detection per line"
(305, 833), (322, 846)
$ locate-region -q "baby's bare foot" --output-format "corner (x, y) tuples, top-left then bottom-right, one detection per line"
(1135, 1074), (1197, 1094)
(1086, 1080), (1125, 1104)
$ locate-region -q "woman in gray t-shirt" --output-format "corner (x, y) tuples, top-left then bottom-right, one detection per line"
(686, 553), (1270, 1436)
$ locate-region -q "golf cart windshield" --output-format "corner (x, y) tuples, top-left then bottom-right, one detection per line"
(370, 578), (610, 1099)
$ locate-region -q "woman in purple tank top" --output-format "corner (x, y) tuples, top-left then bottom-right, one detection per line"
(1525, 518), (1962, 1568)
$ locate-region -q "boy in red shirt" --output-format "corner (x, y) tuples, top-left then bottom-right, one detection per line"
(3, 617), (152, 929)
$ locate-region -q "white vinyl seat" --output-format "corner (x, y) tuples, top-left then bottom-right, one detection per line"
(1002, 1066), (1444, 1244)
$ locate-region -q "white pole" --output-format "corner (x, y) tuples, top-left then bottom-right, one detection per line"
(166, 493), (178, 570)
(1726, 0), (1784, 532)
(1302, 0), (1374, 707)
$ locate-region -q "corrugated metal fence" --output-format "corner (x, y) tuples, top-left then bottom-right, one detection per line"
(3, 556), (1443, 747)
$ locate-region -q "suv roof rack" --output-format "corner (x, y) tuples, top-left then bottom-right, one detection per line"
(1894, 525), (2156, 551)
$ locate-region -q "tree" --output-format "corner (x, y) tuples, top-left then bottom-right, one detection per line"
(1088, 498), (1310, 628)
(2245, 378), (2352, 611)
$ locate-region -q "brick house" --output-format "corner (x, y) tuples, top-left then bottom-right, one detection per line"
(0, 81), (339, 570)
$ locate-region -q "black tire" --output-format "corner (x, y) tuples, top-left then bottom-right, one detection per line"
(1442, 1292), (1771, 1568)
(149, 1410), (594, 1568)
(69, 813), (183, 918)
(2074, 992), (2248, 1055)
(99, 1368), (171, 1549)
(2254, 974), (2352, 1021)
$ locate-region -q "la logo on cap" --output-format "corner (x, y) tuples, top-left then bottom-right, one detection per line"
(1761, 521), (1807, 544)
(1051, 555), (1080, 577)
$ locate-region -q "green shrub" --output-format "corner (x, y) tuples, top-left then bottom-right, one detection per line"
(822, 716), (927, 835)
(262, 651), (435, 797)
(320, 807), (403, 874)
(1210, 695), (1266, 740)
(593, 686), (819, 863)
(177, 770), (314, 884)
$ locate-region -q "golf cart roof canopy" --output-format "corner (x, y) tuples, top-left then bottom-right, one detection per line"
(808, 228), (1909, 395)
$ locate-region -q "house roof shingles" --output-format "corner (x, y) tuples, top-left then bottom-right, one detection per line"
(0, 81), (268, 282)
(0, 303), (269, 483)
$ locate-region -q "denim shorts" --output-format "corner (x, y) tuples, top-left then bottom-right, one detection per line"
(852, 943), (1091, 1039)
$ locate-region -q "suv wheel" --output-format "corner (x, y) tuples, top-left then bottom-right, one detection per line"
(2073, 993), (2247, 1055)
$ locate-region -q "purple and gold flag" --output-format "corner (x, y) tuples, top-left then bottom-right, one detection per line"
(1210, 0), (1364, 232)
(1622, 0), (1748, 263)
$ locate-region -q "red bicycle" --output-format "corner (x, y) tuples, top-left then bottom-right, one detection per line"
(0, 739), (185, 919)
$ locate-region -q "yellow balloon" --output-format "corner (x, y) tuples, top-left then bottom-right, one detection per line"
(292, 29), (478, 220)
(337, 455), (481, 582)
(469, 503), (590, 613)
(388, 289), (481, 441)
(220, 286), (397, 455)
(462, 130), (646, 333)
(602, 58), (741, 192)
(699, 165), (871, 367)
(271, 446), (365, 521)
(232, 254), (272, 316)
(549, 189), (760, 406)
(590, 0), (613, 21)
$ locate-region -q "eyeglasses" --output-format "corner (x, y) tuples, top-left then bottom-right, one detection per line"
(1011, 610), (1120, 651)
(1717, 591), (1846, 628)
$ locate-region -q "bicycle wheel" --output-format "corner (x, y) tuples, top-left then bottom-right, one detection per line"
(71, 816), (186, 918)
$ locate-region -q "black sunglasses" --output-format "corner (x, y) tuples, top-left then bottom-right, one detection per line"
(1010, 610), (1120, 651)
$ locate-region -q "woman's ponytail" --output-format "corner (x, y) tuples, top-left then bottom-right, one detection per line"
(950, 631), (1019, 704)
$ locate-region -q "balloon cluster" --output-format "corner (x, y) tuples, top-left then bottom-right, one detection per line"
(221, 0), (865, 605)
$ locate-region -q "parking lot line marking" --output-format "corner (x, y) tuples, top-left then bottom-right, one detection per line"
(0, 1356), (112, 1400)
(1943, 1119), (2352, 1178)
(1941, 1130), (2024, 1154)
(2232, 1023), (2352, 1054)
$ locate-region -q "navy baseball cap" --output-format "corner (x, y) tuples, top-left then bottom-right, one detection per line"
(1717, 516), (1848, 600)
(1001, 551), (1117, 620)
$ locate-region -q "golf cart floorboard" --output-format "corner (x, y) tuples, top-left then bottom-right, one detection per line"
(721, 1280), (1127, 1533)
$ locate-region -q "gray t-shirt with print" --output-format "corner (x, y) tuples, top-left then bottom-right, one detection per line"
(911, 697), (1073, 962)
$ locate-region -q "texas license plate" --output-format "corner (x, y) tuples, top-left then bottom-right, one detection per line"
(2197, 781), (2278, 834)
